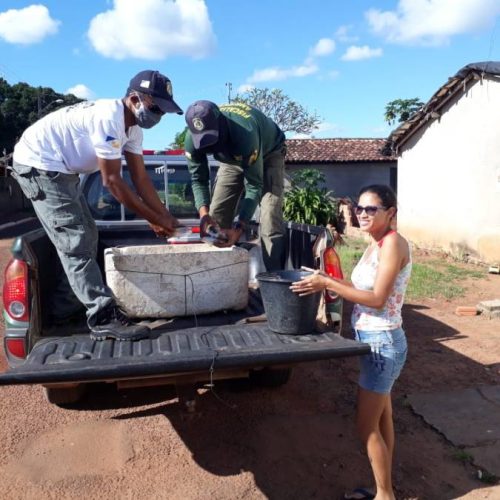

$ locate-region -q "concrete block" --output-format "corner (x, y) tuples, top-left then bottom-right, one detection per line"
(477, 299), (500, 319)
(105, 244), (249, 318)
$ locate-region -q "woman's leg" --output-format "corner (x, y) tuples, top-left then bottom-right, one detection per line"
(380, 396), (394, 471)
(357, 387), (395, 500)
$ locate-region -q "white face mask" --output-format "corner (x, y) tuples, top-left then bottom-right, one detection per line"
(133, 97), (162, 129)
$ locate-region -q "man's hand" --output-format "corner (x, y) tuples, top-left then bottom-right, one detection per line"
(150, 212), (179, 238)
(199, 214), (219, 237)
(213, 227), (242, 247)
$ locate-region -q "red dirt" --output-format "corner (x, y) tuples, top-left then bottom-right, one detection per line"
(0, 239), (499, 499)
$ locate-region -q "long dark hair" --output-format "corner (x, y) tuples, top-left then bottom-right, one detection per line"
(359, 184), (397, 209)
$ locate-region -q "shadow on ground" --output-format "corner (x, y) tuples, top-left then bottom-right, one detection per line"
(63, 302), (498, 499)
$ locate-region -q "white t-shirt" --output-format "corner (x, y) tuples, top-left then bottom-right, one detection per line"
(13, 99), (143, 174)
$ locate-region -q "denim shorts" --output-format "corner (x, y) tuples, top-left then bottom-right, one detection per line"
(354, 327), (408, 394)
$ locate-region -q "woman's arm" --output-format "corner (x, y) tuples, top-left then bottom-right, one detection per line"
(291, 235), (408, 308)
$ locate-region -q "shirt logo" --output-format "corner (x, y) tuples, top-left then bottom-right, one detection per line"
(192, 117), (205, 131)
(105, 135), (121, 149)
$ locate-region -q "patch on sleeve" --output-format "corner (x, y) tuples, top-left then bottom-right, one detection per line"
(185, 151), (192, 160)
(105, 135), (121, 149)
(248, 149), (258, 165)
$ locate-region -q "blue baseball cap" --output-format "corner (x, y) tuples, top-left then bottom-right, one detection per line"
(185, 100), (221, 149)
(128, 70), (183, 115)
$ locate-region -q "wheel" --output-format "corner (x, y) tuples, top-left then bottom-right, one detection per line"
(249, 367), (292, 388)
(43, 384), (86, 406)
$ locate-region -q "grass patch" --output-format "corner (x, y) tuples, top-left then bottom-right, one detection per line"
(336, 237), (484, 301)
(452, 449), (473, 464)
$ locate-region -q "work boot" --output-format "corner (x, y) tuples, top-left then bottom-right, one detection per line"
(89, 305), (150, 341)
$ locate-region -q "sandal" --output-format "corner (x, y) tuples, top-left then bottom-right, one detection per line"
(343, 487), (375, 499)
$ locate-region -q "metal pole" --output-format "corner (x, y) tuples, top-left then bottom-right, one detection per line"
(225, 82), (232, 103)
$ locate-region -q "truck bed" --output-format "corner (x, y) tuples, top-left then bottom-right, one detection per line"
(1, 224), (370, 386)
(0, 324), (368, 385)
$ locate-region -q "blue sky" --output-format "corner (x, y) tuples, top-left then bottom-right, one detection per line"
(1, 0), (500, 150)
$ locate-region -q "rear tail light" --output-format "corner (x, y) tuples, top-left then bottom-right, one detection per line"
(3, 258), (29, 322)
(5, 338), (26, 358)
(322, 247), (343, 302)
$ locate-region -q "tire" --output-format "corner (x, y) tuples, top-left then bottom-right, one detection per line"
(43, 384), (86, 406)
(249, 367), (292, 388)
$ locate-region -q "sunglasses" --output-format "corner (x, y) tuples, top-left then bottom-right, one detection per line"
(354, 205), (387, 216)
(146, 103), (164, 116)
(136, 93), (164, 115)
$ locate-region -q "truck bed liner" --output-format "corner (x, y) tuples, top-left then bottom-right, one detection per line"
(0, 324), (369, 385)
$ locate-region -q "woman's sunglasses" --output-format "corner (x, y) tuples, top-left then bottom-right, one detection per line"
(354, 205), (387, 216)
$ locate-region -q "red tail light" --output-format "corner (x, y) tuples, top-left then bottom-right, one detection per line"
(191, 226), (200, 233)
(322, 247), (343, 302)
(5, 338), (26, 358)
(3, 258), (29, 322)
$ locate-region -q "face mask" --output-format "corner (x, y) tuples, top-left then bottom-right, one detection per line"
(133, 98), (162, 129)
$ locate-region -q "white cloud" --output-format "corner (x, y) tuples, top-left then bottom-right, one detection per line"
(366, 0), (500, 46)
(309, 37), (335, 57)
(66, 84), (95, 100)
(88, 0), (216, 60)
(335, 25), (359, 43)
(0, 5), (60, 45)
(341, 45), (383, 61)
(237, 83), (255, 94)
(248, 63), (318, 83)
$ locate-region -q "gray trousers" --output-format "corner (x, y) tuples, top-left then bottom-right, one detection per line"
(11, 162), (114, 322)
(210, 148), (286, 271)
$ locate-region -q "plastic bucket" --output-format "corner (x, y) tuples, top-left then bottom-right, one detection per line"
(257, 270), (321, 335)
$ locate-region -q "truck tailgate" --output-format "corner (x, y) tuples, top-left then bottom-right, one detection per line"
(0, 324), (369, 385)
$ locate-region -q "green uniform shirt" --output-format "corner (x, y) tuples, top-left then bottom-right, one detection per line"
(185, 102), (285, 223)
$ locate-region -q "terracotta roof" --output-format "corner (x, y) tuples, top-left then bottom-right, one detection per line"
(390, 61), (500, 152)
(285, 138), (395, 163)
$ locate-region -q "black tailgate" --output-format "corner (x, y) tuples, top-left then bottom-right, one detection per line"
(0, 324), (369, 385)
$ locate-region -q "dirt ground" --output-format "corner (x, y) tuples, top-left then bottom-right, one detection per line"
(0, 237), (499, 500)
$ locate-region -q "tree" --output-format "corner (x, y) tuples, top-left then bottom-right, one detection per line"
(170, 126), (188, 149)
(0, 78), (82, 153)
(233, 88), (321, 134)
(384, 98), (424, 126)
(283, 168), (337, 226)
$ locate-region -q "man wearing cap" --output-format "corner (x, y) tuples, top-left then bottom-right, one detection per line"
(184, 100), (287, 272)
(12, 70), (183, 341)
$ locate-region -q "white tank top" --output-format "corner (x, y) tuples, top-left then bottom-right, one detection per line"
(351, 240), (412, 331)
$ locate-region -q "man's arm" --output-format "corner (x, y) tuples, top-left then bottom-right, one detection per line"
(98, 156), (178, 236)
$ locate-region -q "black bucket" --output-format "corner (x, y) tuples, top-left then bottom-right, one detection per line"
(257, 270), (321, 335)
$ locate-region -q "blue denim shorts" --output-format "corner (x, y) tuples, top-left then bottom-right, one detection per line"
(354, 327), (408, 394)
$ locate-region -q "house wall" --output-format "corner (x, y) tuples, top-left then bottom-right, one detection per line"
(286, 161), (396, 199)
(397, 76), (500, 262)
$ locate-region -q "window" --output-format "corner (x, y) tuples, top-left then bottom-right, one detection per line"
(83, 156), (219, 221)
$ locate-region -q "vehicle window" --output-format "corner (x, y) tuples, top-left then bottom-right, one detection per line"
(165, 164), (198, 218)
(83, 157), (219, 221)
(123, 163), (165, 220)
(85, 172), (121, 221)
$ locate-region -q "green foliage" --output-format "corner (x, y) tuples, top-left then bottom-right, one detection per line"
(283, 168), (336, 226)
(170, 126), (188, 149)
(233, 88), (321, 134)
(0, 78), (83, 154)
(337, 236), (485, 301)
(384, 98), (424, 126)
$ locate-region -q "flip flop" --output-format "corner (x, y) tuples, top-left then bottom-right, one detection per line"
(343, 487), (375, 499)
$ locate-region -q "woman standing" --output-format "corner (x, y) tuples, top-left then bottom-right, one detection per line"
(290, 185), (411, 500)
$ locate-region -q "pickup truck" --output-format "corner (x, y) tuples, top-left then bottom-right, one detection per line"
(1, 153), (369, 407)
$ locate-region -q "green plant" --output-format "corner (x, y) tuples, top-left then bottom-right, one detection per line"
(283, 169), (337, 226)
(452, 449), (473, 464)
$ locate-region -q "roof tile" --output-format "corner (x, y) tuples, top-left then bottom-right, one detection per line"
(285, 138), (394, 163)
